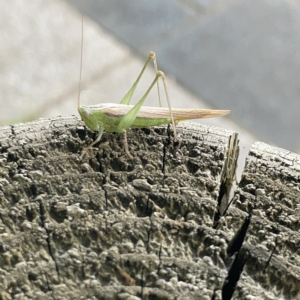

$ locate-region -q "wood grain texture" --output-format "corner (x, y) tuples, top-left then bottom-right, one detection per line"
(2, 117), (299, 299)
(225, 142), (300, 300)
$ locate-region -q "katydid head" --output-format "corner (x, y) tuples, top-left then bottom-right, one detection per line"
(78, 106), (101, 131)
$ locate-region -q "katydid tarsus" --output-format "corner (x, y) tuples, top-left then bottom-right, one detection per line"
(77, 18), (230, 158)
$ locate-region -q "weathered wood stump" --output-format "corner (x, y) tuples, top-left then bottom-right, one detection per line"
(0, 116), (299, 300)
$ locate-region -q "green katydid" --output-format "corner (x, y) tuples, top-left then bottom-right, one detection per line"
(77, 18), (230, 158)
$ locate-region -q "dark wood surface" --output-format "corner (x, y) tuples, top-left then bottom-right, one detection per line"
(0, 116), (299, 299)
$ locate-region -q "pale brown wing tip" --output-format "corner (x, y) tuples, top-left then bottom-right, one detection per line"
(211, 109), (230, 117)
(222, 110), (230, 116)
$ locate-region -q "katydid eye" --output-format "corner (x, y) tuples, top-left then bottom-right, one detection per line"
(83, 109), (90, 117)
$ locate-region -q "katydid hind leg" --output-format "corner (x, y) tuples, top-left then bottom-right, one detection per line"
(128, 52), (177, 141)
(118, 70), (178, 141)
(118, 72), (164, 157)
(159, 72), (178, 142)
(120, 50), (178, 142)
(120, 51), (162, 106)
(118, 72), (162, 131)
(152, 52), (162, 107)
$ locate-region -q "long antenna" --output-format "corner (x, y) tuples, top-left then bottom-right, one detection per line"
(78, 15), (83, 110)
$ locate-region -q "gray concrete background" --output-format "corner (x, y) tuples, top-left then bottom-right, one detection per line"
(1, 0), (299, 174)
(69, 0), (300, 153)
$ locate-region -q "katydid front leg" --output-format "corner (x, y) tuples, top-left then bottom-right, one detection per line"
(80, 128), (104, 159)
